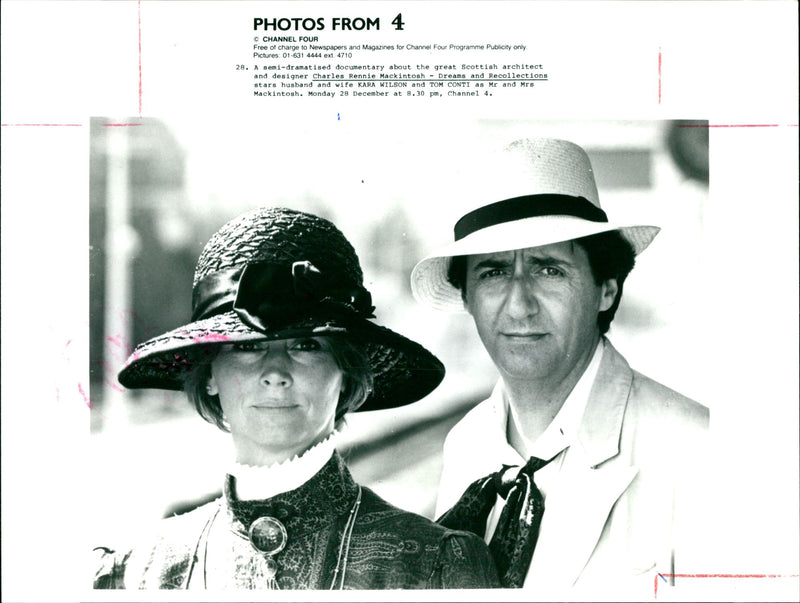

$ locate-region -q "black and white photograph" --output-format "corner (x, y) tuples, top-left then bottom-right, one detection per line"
(86, 117), (715, 596)
(1, 2), (798, 602)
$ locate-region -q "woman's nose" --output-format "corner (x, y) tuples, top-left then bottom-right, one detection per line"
(259, 348), (293, 387)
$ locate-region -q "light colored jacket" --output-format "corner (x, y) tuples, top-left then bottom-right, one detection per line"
(437, 339), (710, 598)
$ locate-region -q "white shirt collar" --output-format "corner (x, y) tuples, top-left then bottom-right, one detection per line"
(227, 431), (339, 501)
(501, 339), (606, 460)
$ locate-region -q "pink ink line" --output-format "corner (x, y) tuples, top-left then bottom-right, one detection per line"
(1, 123), (83, 127)
(678, 124), (799, 128)
(138, 0), (143, 116)
(658, 47), (662, 105)
(78, 383), (92, 409)
(654, 572), (800, 599)
(105, 379), (125, 393)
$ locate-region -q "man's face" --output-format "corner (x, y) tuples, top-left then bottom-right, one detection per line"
(464, 241), (618, 386)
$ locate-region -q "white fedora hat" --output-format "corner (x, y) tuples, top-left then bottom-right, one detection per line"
(410, 138), (661, 312)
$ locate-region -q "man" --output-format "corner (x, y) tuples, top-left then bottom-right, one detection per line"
(410, 138), (709, 595)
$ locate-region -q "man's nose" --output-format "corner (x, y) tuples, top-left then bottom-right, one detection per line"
(503, 273), (538, 320)
(259, 348), (293, 388)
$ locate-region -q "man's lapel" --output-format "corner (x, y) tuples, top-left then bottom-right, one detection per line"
(526, 340), (638, 587)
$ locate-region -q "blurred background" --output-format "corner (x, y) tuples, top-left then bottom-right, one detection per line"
(88, 117), (710, 548)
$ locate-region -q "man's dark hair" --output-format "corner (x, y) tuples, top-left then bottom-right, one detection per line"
(446, 230), (636, 334)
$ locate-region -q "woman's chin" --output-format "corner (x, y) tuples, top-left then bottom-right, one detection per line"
(234, 427), (330, 463)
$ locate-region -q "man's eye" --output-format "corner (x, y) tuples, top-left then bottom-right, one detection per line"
(478, 268), (507, 279)
(539, 266), (564, 277)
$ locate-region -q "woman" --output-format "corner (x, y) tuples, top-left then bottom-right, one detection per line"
(93, 207), (499, 590)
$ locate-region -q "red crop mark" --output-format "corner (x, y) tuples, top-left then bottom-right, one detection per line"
(678, 124), (799, 128)
(5, 4), (141, 127)
(138, 0), (143, 115)
(658, 47), (662, 105)
(1, 123), (83, 127)
(654, 572), (800, 599)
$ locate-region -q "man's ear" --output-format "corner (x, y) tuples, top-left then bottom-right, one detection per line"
(599, 278), (619, 312)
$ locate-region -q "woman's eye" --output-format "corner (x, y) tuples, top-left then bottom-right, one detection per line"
(232, 342), (267, 352)
(290, 338), (323, 352)
(233, 342), (257, 352)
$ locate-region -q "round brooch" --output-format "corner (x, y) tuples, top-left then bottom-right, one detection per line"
(248, 516), (288, 556)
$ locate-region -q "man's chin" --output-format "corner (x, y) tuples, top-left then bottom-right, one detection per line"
(494, 354), (555, 381)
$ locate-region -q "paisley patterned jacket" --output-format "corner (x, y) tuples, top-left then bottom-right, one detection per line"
(94, 452), (500, 590)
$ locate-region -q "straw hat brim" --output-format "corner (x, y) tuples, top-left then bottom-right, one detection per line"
(118, 310), (445, 412)
(411, 216), (660, 312)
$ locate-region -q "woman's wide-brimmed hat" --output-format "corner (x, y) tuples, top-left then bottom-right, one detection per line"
(118, 207), (445, 412)
(411, 137), (661, 312)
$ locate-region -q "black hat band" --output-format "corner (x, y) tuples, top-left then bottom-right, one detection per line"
(191, 260), (375, 333)
(453, 194), (609, 241)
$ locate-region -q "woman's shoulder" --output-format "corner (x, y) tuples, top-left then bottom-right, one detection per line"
(357, 486), (455, 532)
(93, 498), (221, 589)
(357, 486), (488, 549)
(351, 487), (500, 589)
(156, 497), (222, 534)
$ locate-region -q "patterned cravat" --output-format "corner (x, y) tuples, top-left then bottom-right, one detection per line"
(437, 455), (551, 588)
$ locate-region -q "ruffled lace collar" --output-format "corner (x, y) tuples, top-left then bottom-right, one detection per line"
(223, 450), (359, 541)
(226, 431), (339, 501)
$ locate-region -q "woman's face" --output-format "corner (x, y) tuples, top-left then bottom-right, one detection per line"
(208, 336), (344, 466)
